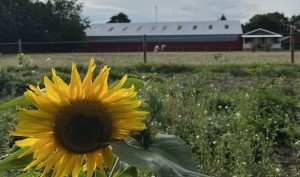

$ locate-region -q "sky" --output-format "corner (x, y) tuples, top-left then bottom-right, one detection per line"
(80, 0), (300, 24)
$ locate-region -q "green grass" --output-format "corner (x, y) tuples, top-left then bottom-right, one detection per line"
(0, 61), (300, 177)
(1, 51), (300, 67)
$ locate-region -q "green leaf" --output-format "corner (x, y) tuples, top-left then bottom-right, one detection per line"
(123, 78), (144, 90)
(94, 169), (107, 177)
(78, 168), (107, 177)
(0, 147), (33, 171)
(17, 171), (40, 177)
(109, 78), (144, 90)
(111, 133), (209, 177)
(111, 170), (121, 177)
(118, 166), (137, 177)
(0, 96), (29, 112)
(138, 102), (151, 112)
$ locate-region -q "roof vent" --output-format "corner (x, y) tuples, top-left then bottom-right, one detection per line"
(208, 25), (213, 30)
(177, 25), (182, 30)
(122, 27), (128, 31)
(193, 25), (197, 30)
(108, 27), (114, 31)
(225, 24), (229, 29)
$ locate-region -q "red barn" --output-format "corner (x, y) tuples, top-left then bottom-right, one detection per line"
(84, 21), (243, 52)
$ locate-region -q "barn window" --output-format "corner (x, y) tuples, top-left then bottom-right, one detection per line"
(122, 27), (128, 31)
(108, 27), (114, 31)
(177, 25), (182, 30)
(162, 26), (167, 31)
(151, 26), (156, 31)
(208, 25), (213, 30)
(193, 25), (197, 30)
(136, 26), (142, 31)
(225, 24), (229, 29)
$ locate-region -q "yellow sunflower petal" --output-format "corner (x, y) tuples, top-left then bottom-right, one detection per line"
(86, 152), (97, 177)
(70, 63), (83, 100)
(89, 66), (110, 100)
(95, 153), (104, 169)
(101, 146), (114, 169)
(15, 138), (38, 147)
(112, 129), (130, 139)
(72, 155), (83, 177)
(82, 58), (96, 94)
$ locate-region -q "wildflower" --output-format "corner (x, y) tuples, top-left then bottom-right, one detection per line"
(13, 59), (147, 177)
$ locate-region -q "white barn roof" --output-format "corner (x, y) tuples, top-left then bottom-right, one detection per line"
(86, 21), (243, 36)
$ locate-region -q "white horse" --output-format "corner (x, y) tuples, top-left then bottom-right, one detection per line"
(154, 45), (160, 52)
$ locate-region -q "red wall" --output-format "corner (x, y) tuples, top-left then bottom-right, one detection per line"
(83, 38), (243, 52)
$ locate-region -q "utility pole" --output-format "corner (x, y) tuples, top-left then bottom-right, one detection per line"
(155, 6), (158, 23)
(290, 26), (295, 63)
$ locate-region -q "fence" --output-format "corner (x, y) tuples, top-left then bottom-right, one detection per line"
(0, 34), (300, 54)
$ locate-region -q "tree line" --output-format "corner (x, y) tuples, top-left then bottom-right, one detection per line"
(0, 0), (89, 43)
(243, 12), (300, 34)
(1, 0), (300, 44)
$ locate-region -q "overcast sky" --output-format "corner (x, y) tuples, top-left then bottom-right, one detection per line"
(80, 0), (300, 24)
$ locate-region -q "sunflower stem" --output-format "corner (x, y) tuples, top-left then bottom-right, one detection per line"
(108, 157), (120, 177)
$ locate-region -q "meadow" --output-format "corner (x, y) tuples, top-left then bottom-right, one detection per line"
(0, 52), (300, 177)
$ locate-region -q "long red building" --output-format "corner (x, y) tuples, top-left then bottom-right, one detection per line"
(84, 21), (243, 52)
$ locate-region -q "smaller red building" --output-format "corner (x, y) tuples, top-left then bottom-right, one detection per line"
(84, 21), (243, 52)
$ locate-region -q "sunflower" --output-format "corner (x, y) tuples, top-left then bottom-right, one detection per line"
(12, 58), (147, 177)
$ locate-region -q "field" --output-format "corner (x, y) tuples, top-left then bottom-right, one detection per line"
(1, 51), (300, 67)
(0, 52), (300, 177)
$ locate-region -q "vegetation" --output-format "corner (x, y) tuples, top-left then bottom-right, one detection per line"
(1, 52), (300, 67)
(219, 14), (227, 21)
(265, 38), (274, 52)
(0, 0), (89, 43)
(107, 12), (131, 23)
(0, 62), (299, 177)
(243, 12), (290, 33)
(251, 38), (258, 52)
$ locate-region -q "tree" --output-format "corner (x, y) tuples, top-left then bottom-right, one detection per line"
(42, 0), (90, 41)
(107, 12), (131, 23)
(0, 0), (90, 42)
(243, 12), (289, 34)
(220, 14), (227, 21)
(290, 15), (300, 30)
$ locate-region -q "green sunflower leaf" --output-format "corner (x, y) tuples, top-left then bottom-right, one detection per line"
(17, 171), (40, 177)
(118, 166), (137, 177)
(110, 78), (144, 90)
(123, 78), (144, 90)
(111, 170), (121, 177)
(0, 96), (30, 112)
(0, 147), (33, 171)
(111, 133), (209, 177)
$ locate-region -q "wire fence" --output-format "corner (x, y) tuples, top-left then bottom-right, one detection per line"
(0, 34), (300, 53)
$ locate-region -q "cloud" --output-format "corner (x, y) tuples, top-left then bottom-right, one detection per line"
(80, 0), (300, 24)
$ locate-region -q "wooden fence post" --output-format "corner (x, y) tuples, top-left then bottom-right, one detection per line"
(290, 26), (295, 64)
(143, 35), (147, 64)
(17, 39), (22, 54)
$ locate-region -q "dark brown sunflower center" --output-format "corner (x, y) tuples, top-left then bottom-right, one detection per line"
(54, 101), (112, 154)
